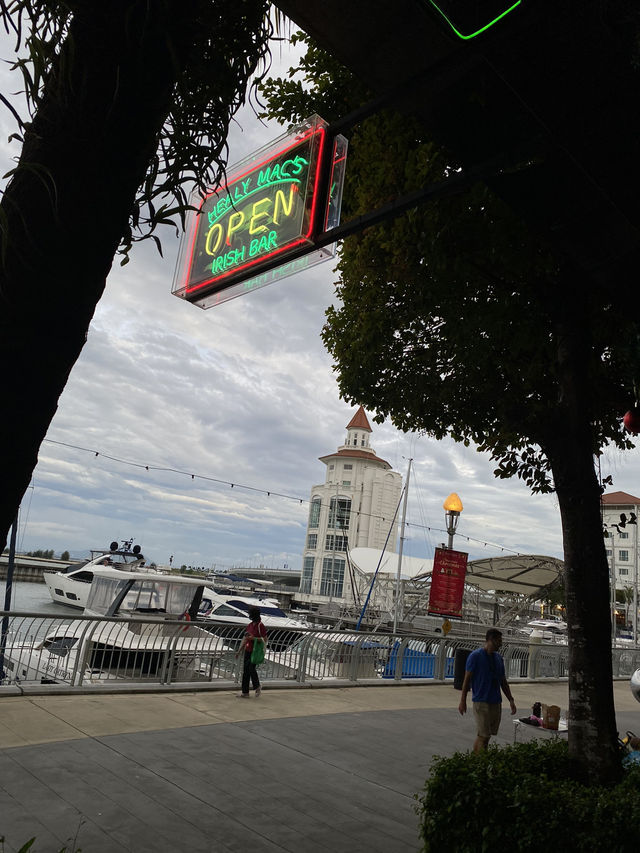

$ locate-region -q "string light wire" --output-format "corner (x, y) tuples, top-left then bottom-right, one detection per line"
(42, 438), (524, 556)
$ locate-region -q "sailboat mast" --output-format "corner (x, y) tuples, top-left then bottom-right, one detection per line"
(393, 458), (412, 633)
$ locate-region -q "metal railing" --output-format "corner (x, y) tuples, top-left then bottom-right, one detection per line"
(1, 611), (639, 691)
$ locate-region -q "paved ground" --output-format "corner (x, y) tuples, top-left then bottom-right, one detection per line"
(0, 681), (638, 852)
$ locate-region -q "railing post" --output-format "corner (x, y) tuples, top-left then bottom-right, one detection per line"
(71, 619), (100, 686)
(349, 636), (361, 682)
(395, 638), (408, 682)
(297, 633), (311, 683)
(434, 637), (446, 680)
(159, 623), (181, 685)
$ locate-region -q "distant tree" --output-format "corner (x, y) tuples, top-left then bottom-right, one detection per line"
(25, 549), (54, 558)
(60, 551), (70, 561)
(542, 581), (567, 613)
(616, 586), (635, 626)
(260, 29), (640, 785)
(0, 0), (274, 550)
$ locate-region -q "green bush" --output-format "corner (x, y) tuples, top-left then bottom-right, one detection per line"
(416, 740), (640, 853)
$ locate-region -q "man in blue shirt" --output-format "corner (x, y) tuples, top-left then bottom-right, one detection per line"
(458, 628), (517, 751)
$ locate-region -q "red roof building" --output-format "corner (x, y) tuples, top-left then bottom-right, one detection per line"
(601, 491), (640, 505)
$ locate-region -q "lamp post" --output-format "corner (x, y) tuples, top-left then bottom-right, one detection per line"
(443, 493), (463, 550)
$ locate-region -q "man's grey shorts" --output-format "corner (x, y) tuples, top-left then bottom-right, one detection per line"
(473, 701), (502, 737)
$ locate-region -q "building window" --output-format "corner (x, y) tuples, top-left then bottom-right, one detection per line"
(619, 531), (629, 539)
(307, 533), (317, 550)
(300, 557), (314, 593)
(361, 437), (366, 446)
(619, 568), (630, 576)
(606, 549), (612, 558)
(619, 550), (629, 562)
(342, 480), (351, 487)
(308, 497), (321, 529)
(320, 556), (345, 597)
(344, 464), (352, 470)
(325, 534), (348, 552)
(352, 433), (358, 446)
(329, 496), (351, 530)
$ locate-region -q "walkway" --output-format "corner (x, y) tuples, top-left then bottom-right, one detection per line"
(1, 682), (638, 852)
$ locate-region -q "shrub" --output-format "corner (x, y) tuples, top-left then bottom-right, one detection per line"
(416, 740), (640, 852)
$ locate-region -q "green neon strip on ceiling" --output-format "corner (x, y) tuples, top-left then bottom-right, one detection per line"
(427, 1), (522, 40)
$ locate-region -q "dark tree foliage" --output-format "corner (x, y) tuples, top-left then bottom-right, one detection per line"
(260, 30), (640, 784)
(0, 0), (273, 551)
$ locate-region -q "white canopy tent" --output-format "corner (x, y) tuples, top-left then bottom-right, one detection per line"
(349, 547), (433, 580)
(349, 548), (563, 594)
(347, 548), (564, 624)
(464, 554), (564, 595)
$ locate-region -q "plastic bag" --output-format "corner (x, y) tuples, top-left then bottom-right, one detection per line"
(250, 638), (265, 665)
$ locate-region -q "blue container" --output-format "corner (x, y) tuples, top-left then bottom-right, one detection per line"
(383, 642), (435, 678)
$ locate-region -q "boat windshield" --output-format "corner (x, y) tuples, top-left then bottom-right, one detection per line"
(86, 577), (195, 617)
(226, 599), (288, 618)
(40, 636), (79, 657)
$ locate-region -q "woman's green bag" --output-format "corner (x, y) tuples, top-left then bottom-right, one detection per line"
(251, 638), (265, 665)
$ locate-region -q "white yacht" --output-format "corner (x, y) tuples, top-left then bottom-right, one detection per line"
(199, 589), (306, 629)
(198, 589), (307, 649)
(44, 540), (161, 609)
(526, 616), (567, 634)
(3, 568), (230, 686)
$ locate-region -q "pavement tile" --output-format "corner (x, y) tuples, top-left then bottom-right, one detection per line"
(0, 698), (82, 748)
(32, 693), (212, 736)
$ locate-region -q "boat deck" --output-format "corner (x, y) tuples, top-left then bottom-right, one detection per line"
(1, 682), (638, 852)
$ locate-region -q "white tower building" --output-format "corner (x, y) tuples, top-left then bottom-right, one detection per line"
(299, 406), (402, 603)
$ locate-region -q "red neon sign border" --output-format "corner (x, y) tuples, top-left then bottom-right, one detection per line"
(184, 125), (326, 298)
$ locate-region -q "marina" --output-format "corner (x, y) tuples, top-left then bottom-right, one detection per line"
(2, 560), (638, 692)
(3, 591), (640, 691)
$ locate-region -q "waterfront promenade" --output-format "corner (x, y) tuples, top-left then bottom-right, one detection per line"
(1, 681), (638, 852)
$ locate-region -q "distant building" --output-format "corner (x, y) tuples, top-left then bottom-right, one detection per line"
(299, 406), (402, 603)
(601, 490), (640, 592)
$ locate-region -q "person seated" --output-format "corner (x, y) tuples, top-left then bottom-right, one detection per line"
(623, 736), (640, 767)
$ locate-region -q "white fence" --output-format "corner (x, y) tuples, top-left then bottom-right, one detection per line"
(1, 611), (639, 691)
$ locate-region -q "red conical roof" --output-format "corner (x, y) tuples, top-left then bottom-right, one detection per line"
(346, 405), (372, 432)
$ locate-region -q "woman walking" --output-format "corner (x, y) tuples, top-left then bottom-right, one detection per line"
(235, 605), (267, 698)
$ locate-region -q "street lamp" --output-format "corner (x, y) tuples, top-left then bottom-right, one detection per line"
(443, 493), (463, 550)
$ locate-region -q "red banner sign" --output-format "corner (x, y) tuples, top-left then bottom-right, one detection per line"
(428, 547), (468, 617)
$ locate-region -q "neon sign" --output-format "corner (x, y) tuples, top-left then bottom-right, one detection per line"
(172, 115), (346, 308)
(425, 1), (522, 40)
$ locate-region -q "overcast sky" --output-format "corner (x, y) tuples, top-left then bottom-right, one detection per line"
(2, 21), (639, 571)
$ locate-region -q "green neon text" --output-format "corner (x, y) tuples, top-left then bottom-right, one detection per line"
(207, 155), (308, 227)
(426, 0), (522, 40)
(205, 185), (298, 257)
